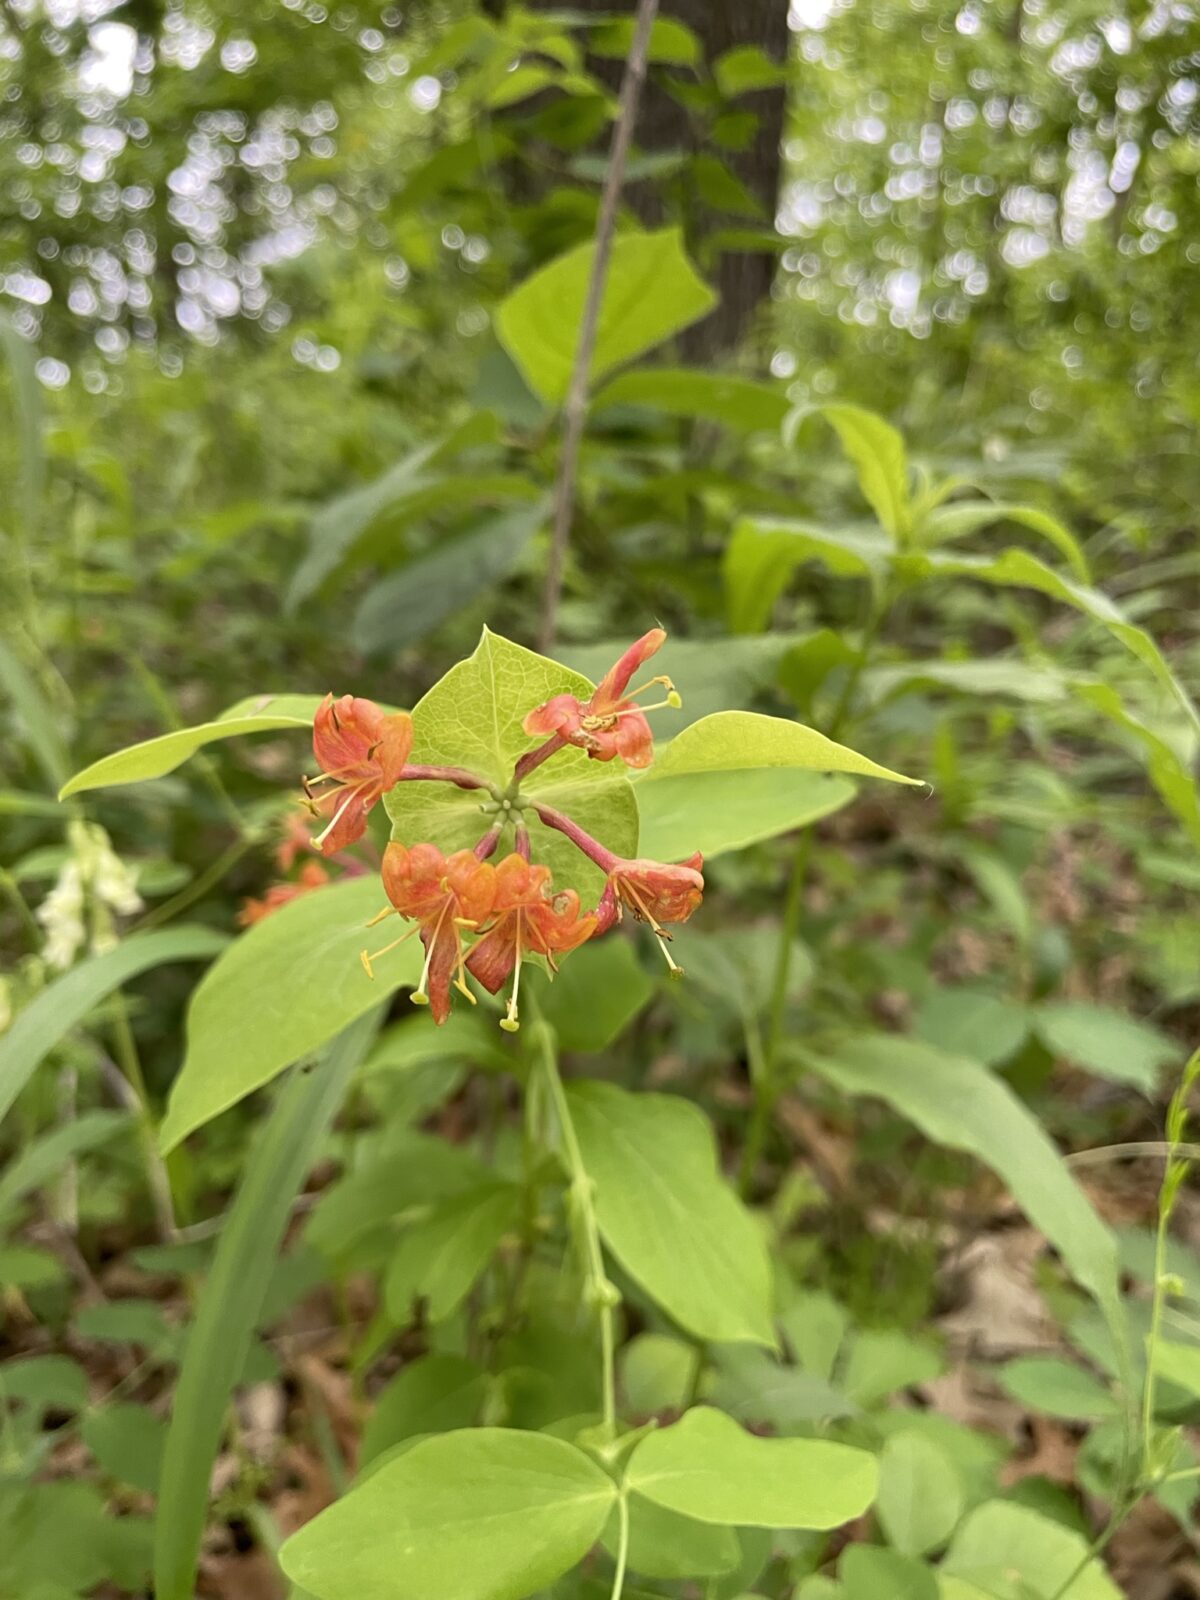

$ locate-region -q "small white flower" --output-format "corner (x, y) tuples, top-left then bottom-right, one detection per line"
(38, 860), (86, 971)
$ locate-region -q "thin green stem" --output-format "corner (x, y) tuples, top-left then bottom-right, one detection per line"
(533, 1018), (618, 1435)
(110, 990), (177, 1240)
(0, 864), (41, 946)
(608, 1492), (630, 1600)
(132, 836), (255, 933)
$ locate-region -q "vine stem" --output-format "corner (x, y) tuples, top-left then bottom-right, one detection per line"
(537, 0), (661, 653)
(532, 1017), (618, 1435)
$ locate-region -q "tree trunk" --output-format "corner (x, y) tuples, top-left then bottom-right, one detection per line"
(518, 0), (790, 362)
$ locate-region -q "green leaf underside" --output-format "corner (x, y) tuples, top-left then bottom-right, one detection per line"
(798, 1036), (1120, 1321)
(637, 769), (856, 861)
(385, 628), (637, 901)
(565, 1081), (775, 1346)
(875, 1430), (965, 1556)
(627, 1406), (878, 1529)
(496, 228), (717, 405)
(0, 927), (228, 1128)
(160, 878), (420, 1152)
(59, 698), (322, 797)
(646, 710), (919, 787)
(279, 1429), (617, 1600)
(604, 1495), (740, 1580)
(155, 1014), (378, 1600)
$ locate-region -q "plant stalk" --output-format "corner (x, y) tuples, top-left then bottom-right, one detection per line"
(538, 0), (661, 652)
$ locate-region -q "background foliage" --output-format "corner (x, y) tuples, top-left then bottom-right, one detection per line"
(1, 0), (1199, 1595)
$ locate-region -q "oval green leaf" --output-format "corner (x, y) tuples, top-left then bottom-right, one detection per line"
(626, 1406), (877, 1529)
(280, 1428), (617, 1600)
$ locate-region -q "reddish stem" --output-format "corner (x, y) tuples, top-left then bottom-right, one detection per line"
(514, 733), (567, 784)
(474, 823), (504, 861)
(399, 764), (489, 791)
(532, 802), (618, 874)
(515, 823), (531, 861)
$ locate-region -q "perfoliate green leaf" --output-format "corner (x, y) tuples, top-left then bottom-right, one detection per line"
(279, 1429), (617, 1600)
(160, 878), (418, 1152)
(626, 1406), (877, 1528)
(385, 628), (637, 901)
(565, 1081), (775, 1347)
(645, 709), (919, 787)
(496, 229), (716, 406)
(639, 769), (857, 861)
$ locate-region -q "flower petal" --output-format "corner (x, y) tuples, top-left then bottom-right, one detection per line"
(594, 628), (666, 708)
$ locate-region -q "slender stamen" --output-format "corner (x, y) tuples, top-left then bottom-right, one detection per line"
(411, 900), (451, 1007)
(314, 790), (357, 847)
(360, 921), (419, 978)
(614, 695), (680, 718)
(365, 905), (394, 929)
(500, 911), (523, 1032)
(626, 673), (675, 699)
(620, 879), (683, 977)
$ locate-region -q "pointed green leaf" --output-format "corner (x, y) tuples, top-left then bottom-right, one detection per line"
(160, 879), (419, 1152)
(496, 229), (716, 405)
(626, 1406), (877, 1529)
(280, 1428), (617, 1600)
(59, 696), (321, 798)
(0, 1110), (130, 1222)
(1033, 1000), (1180, 1093)
(637, 769), (856, 861)
(1076, 681), (1200, 846)
(919, 499), (1090, 582)
(814, 403), (912, 541)
(724, 521), (892, 633)
(361, 1354), (487, 1468)
(797, 1035), (1120, 1320)
(644, 710), (919, 787)
(385, 628), (637, 901)
(565, 1081), (774, 1347)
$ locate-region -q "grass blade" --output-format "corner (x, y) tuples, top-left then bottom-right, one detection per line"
(153, 1009), (381, 1600)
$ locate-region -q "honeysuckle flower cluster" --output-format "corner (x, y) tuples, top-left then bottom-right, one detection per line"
(302, 630), (704, 1032)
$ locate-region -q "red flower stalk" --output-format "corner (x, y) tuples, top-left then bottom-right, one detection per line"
(466, 854), (596, 1032)
(597, 853), (704, 975)
(368, 842), (497, 1023)
(305, 695), (413, 856)
(521, 628), (678, 770)
(238, 859), (329, 927)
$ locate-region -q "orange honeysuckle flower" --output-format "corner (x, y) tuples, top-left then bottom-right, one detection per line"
(522, 628), (678, 770)
(602, 853), (704, 975)
(466, 854), (596, 1032)
(305, 694), (413, 856)
(238, 859), (329, 927)
(369, 841), (496, 1023)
